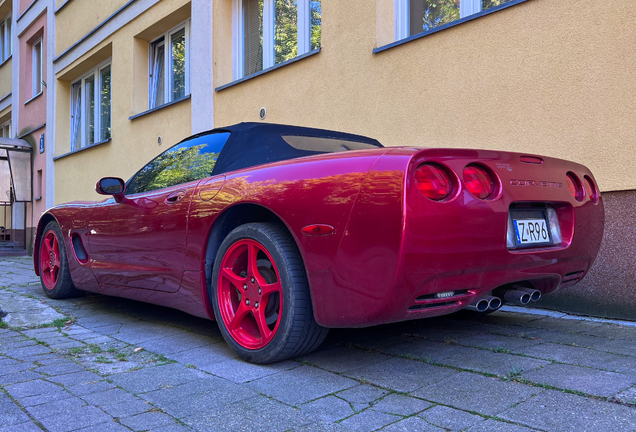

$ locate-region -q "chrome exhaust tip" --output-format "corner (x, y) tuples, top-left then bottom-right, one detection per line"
(484, 296), (502, 310)
(465, 298), (490, 313)
(504, 290), (531, 305)
(514, 287), (542, 302)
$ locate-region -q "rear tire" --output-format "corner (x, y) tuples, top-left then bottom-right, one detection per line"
(211, 223), (328, 364)
(39, 221), (82, 299)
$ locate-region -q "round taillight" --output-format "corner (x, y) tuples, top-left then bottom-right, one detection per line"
(584, 175), (599, 203)
(463, 165), (495, 200)
(566, 172), (584, 202)
(415, 163), (452, 201)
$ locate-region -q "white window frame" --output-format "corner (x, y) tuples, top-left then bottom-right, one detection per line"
(148, 20), (190, 109)
(0, 121), (10, 138)
(32, 37), (43, 97)
(232, 0), (317, 80)
(395, 0), (485, 40)
(70, 59), (112, 151)
(0, 13), (11, 63)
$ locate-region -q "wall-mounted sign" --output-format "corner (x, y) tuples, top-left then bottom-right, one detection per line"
(39, 134), (45, 154)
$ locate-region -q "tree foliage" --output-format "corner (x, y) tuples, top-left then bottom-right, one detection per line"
(423, 0), (460, 31)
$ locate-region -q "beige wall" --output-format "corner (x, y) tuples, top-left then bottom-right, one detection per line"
(0, 57), (11, 98)
(54, 0), (192, 204)
(55, 0), (129, 56)
(214, 0), (636, 193)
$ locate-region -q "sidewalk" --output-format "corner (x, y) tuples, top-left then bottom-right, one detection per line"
(1, 256), (635, 432)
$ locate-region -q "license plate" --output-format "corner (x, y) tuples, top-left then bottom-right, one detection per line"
(513, 218), (550, 245)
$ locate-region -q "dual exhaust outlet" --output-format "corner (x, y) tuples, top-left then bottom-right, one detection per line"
(465, 287), (542, 312)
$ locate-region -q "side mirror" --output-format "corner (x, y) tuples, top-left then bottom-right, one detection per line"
(96, 177), (126, 202)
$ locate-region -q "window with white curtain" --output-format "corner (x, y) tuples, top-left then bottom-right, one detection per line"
(32, 38), (42, 97)
(0, 13), (11, 63)
(233, 0), (321, 80)
(149, 21), (190, 109)
(70, 60), (112, 151)
(395, 0), (514, 40)
(0, 122), (10, 138)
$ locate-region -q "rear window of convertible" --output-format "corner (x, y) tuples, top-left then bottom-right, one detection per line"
(282, 136), (381, 153)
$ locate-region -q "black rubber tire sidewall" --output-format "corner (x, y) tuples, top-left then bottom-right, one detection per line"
(211, 223), (320, 364)
(39, 221), (79, 299)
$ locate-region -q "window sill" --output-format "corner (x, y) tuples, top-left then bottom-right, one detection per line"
(24, 92), (43, 106)
(373, 0), (529, 54)
(0, 55), (12, 68)
(34, 196), (42, 201)
(216, 48), (321, 92)
(129, 94), (191, 121)
(53, 138), (111, 161)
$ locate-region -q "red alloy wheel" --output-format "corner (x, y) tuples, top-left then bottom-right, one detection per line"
(40, 230), (61, 290)
(217, 239), (283, 350)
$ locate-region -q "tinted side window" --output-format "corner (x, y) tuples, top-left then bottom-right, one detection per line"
(126, 132), (230, 195)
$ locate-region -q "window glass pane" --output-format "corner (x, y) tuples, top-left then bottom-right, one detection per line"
(126, 132), (231, 195)
(85, 75), (95, 147)
(410, 0), (460, 35)
(100, 66), (111, 141)
(71, 83), (82, 151)
(244, 0), (263, 76)
(0, 23), (5, 61)
(275, 0), (297, 64)
(33, 41), (42, 95)
(482, 0), (512, 10)
(150, 40), (165, 108)
(171, 28), (186, 101)
(310, 1), (321, 51)
(6, 18), (10, 57)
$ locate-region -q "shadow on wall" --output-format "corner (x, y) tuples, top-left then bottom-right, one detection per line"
(538, 190), (636, 321)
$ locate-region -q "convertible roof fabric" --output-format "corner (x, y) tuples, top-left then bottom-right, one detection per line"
(210, 122), (383, 176)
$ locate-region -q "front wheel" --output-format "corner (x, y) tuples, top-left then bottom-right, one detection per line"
(39, 221), (82, 299)
(211, 223), (328, 364)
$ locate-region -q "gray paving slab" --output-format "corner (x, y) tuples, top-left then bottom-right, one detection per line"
(198, 357), (298, 383)
(300, 395), (355, 422)
(298, 346), (391, 373)
(110, 322), (184, 345)
(74, 421), (132, 432)
(24, 396), (87, 419)
(34, 361), (85, 376)
(37, 405), (113, 432)
(66, 380), (116, 396)
(370, 394), (432, 416)
(383, 338), (477, 363)
(0, 422), (45, 432)
(336, 385), (389, 406)
(339, 410), (401, 432)
(612, 386), (636, 405)
(120, 412), (177, 431)
(0, 394), (31, 428)
(455, 333), (545, 353)
(418, 405), (486, 431)
(464, 419), (539, 432)
(136, 332), (213, 354)
(441, 349), (551, 377)
(5, 379), (62, 399)
(165, 343), (238, 370)
(343, 357), (458, 393)
(501, 390), (636, 432)
(46, 370), (103, 386)
(109, 363), (204, 394)
(412, 372), (541, 416)
(0, 370), (43, 386)
(379, 416), (445, 431)
(522, 363), (636, 397)
(247, 365), (358, 405)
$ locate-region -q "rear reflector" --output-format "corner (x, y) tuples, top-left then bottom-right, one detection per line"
(566, 172), (585, 202)
(584, 176), (599, 204)
(415, 164), (452, 201)
(301, 224), (335, 236)
(463, 165), (495, 200)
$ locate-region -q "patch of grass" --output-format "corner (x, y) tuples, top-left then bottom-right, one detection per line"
(443, 338), (458, 345)
(69, 347), (84, 356)
(95, 356), (113, 364)
(107, 347), (117, 353)
(89, 344), (102, 354)
(503, 366), (524, 381)
(115, 352), (128, 362)
(493, 347), (512, 354)
(0, 321), (7, 329)
(25, 294), (37, 299)
(184, 364), (196, 369)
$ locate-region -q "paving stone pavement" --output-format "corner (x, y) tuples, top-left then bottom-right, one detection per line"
(1, 256), (636, 432)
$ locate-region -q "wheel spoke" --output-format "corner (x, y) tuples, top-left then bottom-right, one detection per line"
(260, 280), (282, 297)
(221, 268), (247, 289)
(229, 301), (250, 331)
(255, 307), (273, 341)
(247, 244), (268, 286)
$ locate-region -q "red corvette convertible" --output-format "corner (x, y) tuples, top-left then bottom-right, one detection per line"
(34, 123), (604, 363)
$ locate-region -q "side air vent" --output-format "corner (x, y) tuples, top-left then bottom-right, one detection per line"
(71, 234), (89, 264)
(560, 271), (585, 287)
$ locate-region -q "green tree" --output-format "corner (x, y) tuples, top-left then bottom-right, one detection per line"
(422, 0), (460, 31)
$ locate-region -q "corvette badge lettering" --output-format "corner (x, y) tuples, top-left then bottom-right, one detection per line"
(510, 180), (563, 188)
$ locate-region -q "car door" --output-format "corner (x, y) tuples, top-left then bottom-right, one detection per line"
(87, 132), (231, 292)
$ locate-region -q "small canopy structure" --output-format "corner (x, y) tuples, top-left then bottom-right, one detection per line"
(0, 138), (32, 204)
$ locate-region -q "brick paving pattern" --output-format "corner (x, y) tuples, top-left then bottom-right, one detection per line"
(1, 256), (635, 431)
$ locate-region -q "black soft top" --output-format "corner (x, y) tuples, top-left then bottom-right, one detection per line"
(211, 122), (383, 175)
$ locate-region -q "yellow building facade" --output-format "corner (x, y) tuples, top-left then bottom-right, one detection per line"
(46, 0), (635, 318)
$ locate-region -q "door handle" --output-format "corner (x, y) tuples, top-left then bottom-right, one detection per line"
(165, 190), (186, 204)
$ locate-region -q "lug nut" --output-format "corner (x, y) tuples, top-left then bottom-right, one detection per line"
(258, 288), (262, 294)
(246, 299), (250, 306)
(255, 302), (259, 308)
(243, 284), (248, 291)
(250, 277), (255, 283)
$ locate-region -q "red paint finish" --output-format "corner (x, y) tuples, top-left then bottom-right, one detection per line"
(40, 230), (60, 290)
(217, 239), (283, 349)
(34, 143), (604, 330)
